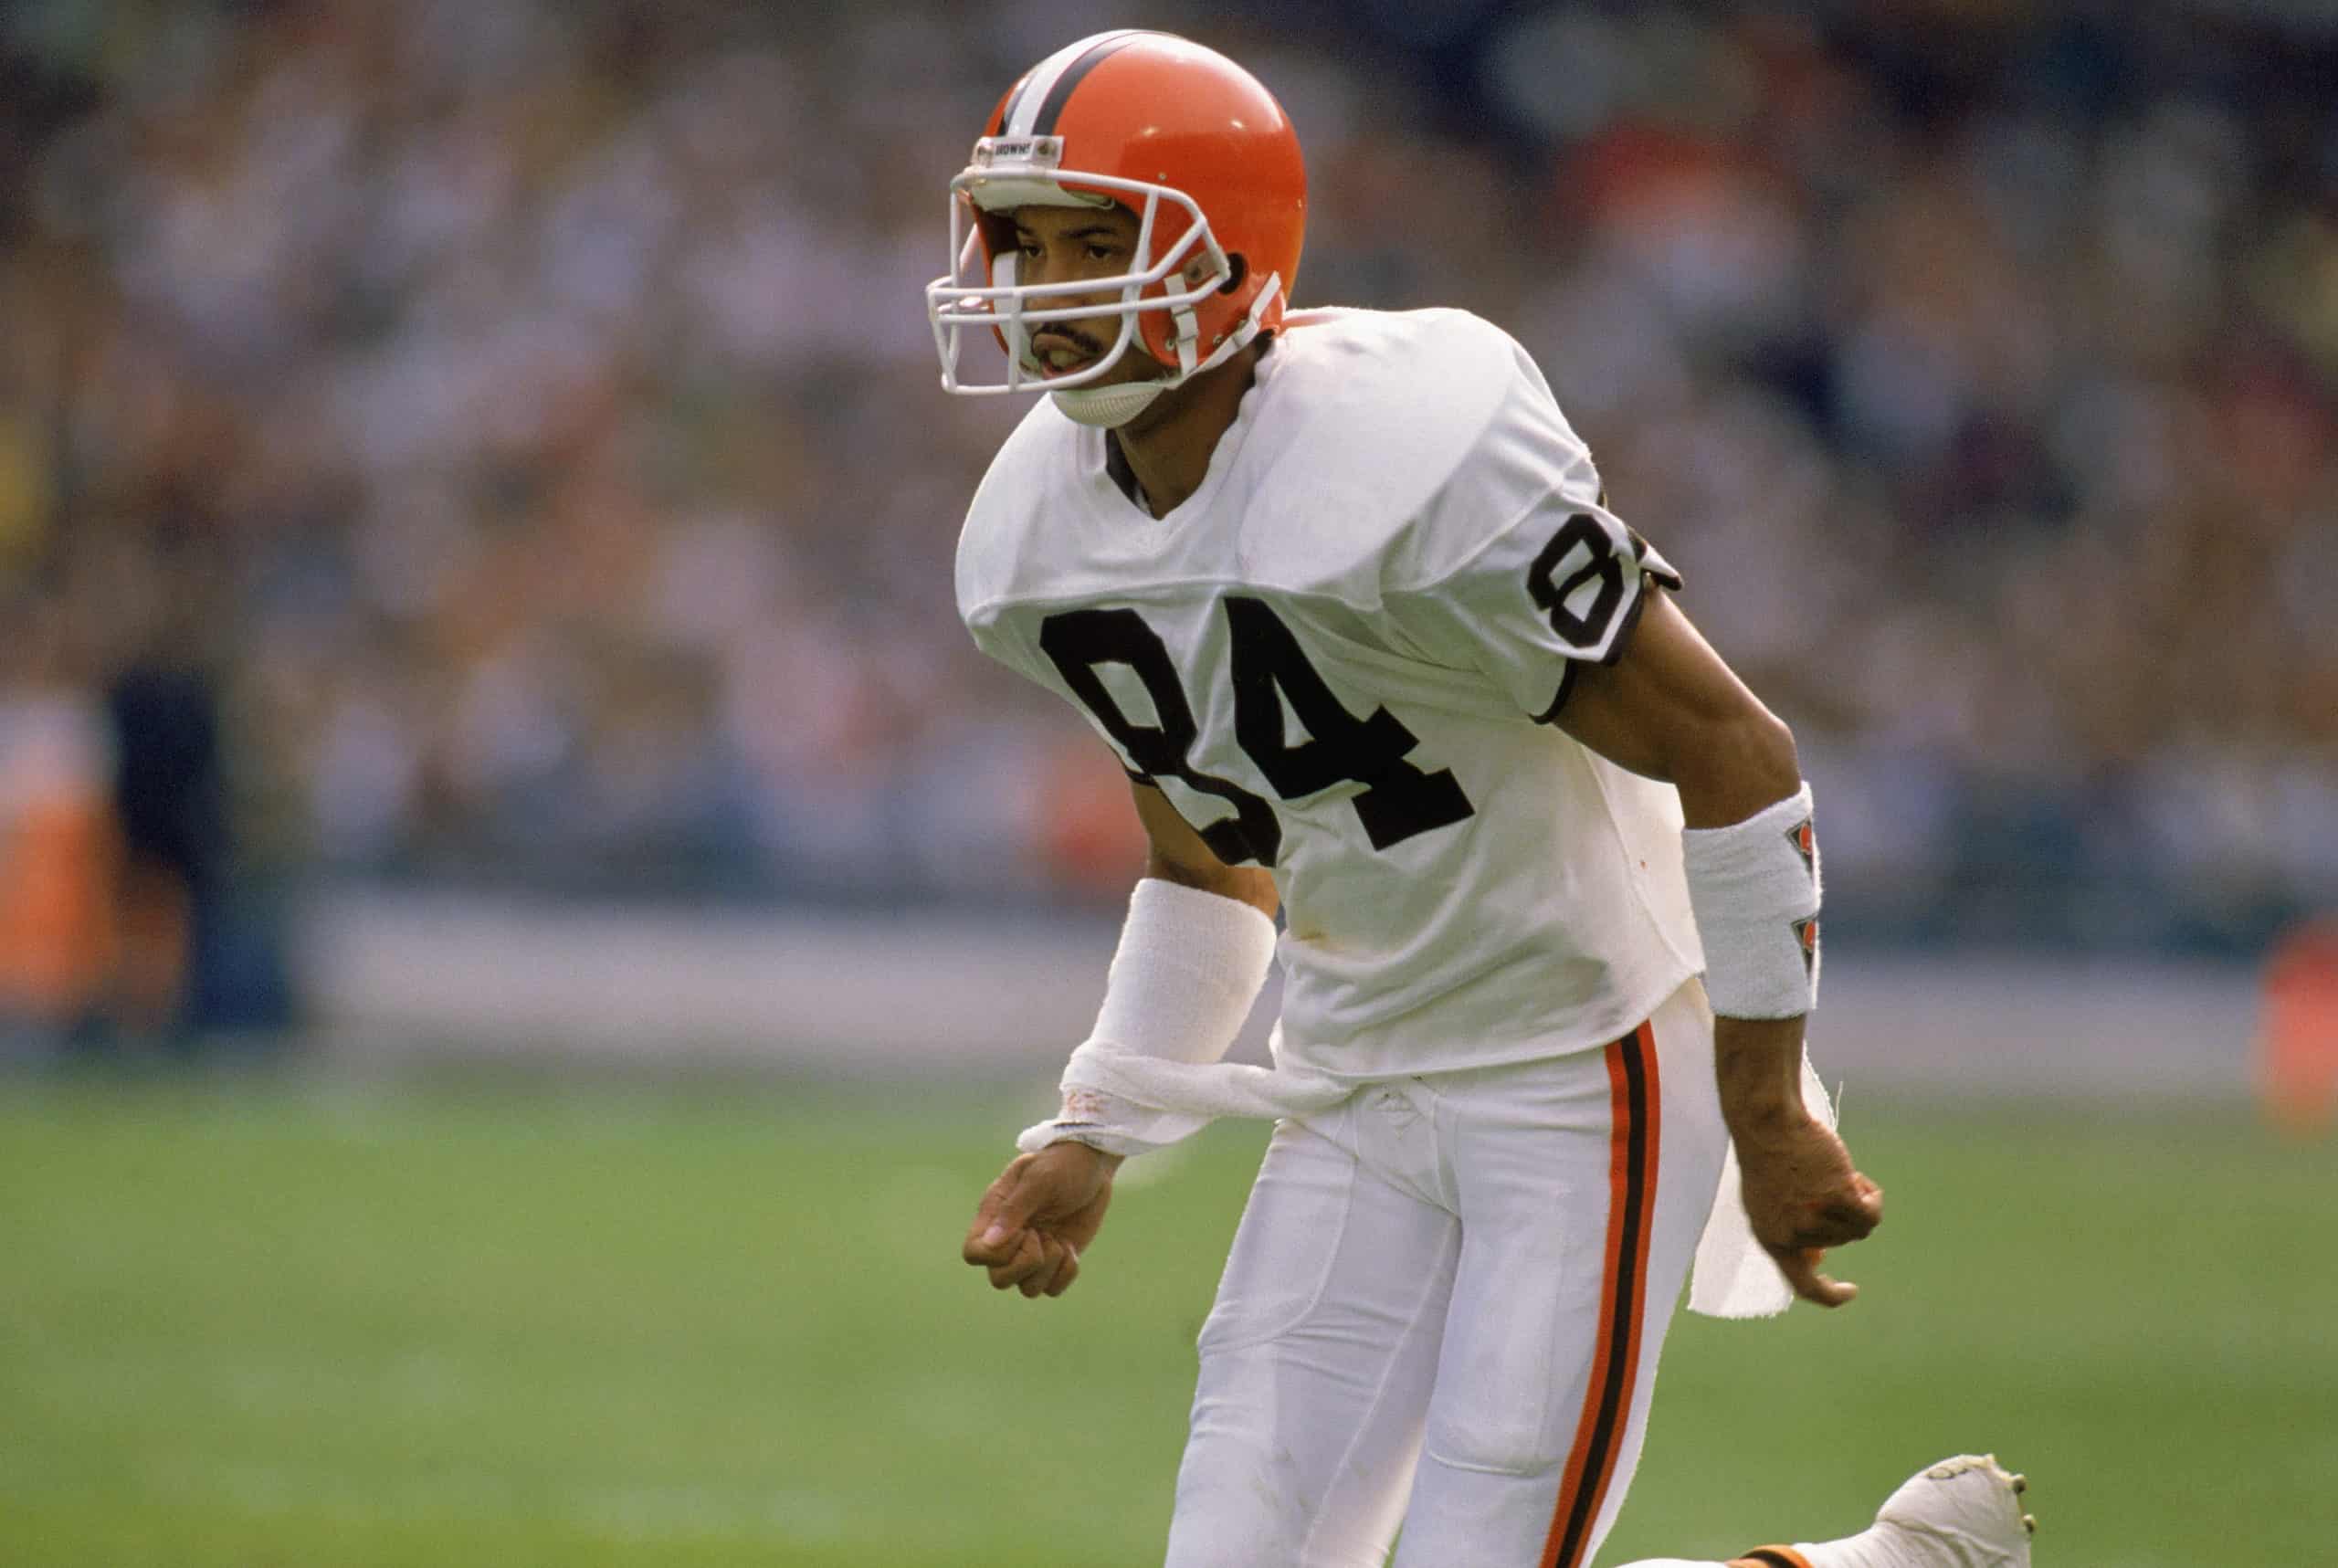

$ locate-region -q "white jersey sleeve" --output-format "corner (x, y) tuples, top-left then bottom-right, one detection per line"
(1381, 338), (1680, 721)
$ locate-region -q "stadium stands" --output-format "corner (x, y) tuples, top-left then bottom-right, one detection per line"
(0, 0), (2329, 952)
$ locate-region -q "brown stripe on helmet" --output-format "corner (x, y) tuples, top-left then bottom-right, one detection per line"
(989, 69), (1037, 136)
(1029, 31), (1164, 135)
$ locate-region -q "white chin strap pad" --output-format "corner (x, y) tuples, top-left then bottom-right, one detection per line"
(1051, 378), (1171, 427)
(1049, 289), (1274, 429)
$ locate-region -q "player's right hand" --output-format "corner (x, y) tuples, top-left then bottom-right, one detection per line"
(962, 1141), (1119, 1300)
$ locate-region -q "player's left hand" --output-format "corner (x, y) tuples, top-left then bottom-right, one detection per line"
(1732, 1110), (1883, 1309)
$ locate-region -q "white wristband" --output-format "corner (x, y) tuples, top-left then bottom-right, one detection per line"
(1682, 784), (1821, 1019)
(1017, 878), (1279, 1158)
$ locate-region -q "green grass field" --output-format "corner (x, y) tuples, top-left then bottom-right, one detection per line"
(2, 1070), (2332, 1567)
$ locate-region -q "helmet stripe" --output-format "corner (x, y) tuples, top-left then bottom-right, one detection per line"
(1003, 29), (1157, 138)
(989, 69), (1035, 136)
(1029, 31), (1162, 136)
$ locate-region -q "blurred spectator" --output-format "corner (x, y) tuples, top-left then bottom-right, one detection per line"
(0, 0), (2329, 951)
(99, 522), (231, 1042)
(0, 589), (116, 1046)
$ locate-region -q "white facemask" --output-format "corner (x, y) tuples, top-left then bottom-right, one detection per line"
(928, 149), (1286, 412)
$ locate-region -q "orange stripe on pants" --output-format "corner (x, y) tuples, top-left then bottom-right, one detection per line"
(1538, 1020), (1661, 1568)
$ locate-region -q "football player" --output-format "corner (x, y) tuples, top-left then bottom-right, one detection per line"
(935, 31), (2035, 1568)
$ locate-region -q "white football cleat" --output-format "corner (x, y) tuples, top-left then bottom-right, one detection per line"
(1869, 1454), (2036, 1567)
(1739, 1454), (2036, 1568)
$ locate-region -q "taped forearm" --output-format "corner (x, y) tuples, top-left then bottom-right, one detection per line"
(1016, 877), (1279, 1158)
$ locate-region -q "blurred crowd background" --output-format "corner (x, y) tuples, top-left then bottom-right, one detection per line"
(0, 0), (2333, 1040)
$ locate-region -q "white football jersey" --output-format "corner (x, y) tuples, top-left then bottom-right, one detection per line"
(958, 307), (1704, 1079)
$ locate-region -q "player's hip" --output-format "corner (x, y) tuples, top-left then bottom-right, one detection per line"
(1285, 977), (1724, 1218)
(1406, 974), (1716, 1123)
(1272, 955), (1704, 1086)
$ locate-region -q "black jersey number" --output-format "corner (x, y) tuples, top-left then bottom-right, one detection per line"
(1224, 597), (1475, 852)
(1039, 600), (1475, 864)
(1038, 607), (1284, 865)
(1527, 513), (1627, 647)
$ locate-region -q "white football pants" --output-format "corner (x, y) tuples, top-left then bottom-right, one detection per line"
(1163, 980), (1729, 1568)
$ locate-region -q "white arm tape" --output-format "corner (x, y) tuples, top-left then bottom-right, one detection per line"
(1681, 783), (1821, 1020)
(1016, 878), (1280, 1159)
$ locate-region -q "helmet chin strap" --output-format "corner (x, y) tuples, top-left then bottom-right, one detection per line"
(1049, 286), (1273, 429)
(1051, 378), (1169, 428)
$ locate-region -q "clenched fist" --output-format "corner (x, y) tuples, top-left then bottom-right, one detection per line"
(961, 1141), (1122, 1299)
(1715, 1016), (1883, 1309)
(1733, 1107), (1883, 1307)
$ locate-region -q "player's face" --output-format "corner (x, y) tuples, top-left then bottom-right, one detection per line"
(1006, 204), (1164, 386)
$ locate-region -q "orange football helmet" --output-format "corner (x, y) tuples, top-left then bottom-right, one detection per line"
(925, 31), (1307, 418)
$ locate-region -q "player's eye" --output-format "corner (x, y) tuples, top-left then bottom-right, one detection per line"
(1085, 243), (1121, 263)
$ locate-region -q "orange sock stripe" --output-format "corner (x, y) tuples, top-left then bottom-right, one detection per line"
(1537, 1020), (1660, 1568)
(1738, 1550), (1817, 1568)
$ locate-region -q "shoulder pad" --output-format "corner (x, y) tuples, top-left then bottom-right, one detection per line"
(1234, 308), (1529, 600)
(955, 397), (1081, 626)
